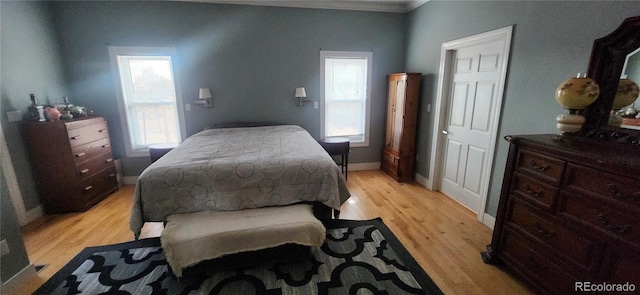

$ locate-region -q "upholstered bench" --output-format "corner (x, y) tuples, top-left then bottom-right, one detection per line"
(160, 204), (326, 278)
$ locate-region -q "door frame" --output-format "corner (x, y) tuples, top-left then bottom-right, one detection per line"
(1, 125), (28, 226)
(427, 26), (513, 226)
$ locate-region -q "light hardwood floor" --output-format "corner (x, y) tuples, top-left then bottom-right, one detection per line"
(14, 170), (532, 295)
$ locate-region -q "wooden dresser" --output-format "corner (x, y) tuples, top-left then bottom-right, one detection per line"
(483, 134), (640, 294)
(23, 116), (118, 213)
(381, 72), (421, 182)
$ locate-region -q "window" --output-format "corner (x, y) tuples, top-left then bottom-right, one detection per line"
(320, 51), (372, 147)
(108, 47), (186, 157)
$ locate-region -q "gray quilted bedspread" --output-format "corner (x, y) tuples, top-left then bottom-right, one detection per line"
(130, 125), (350, 237)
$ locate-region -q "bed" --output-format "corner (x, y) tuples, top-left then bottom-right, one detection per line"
(129, 125), (351, 237)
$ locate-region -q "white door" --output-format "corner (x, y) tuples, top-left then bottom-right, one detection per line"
(440, 38), (507, 213)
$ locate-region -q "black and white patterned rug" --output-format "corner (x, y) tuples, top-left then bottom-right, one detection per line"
(34, 218), (443, 294)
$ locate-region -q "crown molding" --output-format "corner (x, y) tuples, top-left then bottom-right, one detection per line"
(175, 0), (429, 13)
(406, 0), (428, 12)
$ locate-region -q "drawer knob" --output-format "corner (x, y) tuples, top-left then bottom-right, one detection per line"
(84, 186), (93, 191)
(528, 160), (550, 172)
(80, 169), (90, 174)
(109, 173), (116, 178)
(597, 214), (630, 235)
(70, 135), (81, 140)
(606, 184), (640, 201)
(524, 184), (543, 198)
(98, 129), (107, 133)
(534, 222), (555, 238)
(76, 152), (86, 157)
(102, 144), (110, 148)
(105, 158), (113, 163)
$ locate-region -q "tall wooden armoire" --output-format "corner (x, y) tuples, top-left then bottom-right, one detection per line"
(381, 72), (421, 182)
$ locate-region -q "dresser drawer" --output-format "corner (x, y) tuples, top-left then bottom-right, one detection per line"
(489, 135), (640, 295)
(600, 246), (640, 283)
(75, 153), (115, 181)
(516, 150), (565, 185)
(507, 198), (603, 272)
(381, 149), (399, 171)
(558, 192), (640, 249)
(511, 172), (557, 210)
(71, 138), (112, 164)
(501, 228), (581, 295)
(67, 121), (109, 147)
(79, 167), (118, 207)
(564, 164), (640, 209)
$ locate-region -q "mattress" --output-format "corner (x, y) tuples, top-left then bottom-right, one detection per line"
(129, 125), (350, 237)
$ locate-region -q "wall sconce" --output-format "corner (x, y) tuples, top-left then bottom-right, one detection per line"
(295, 87), (312, 106)
(194, 88), (213, 108)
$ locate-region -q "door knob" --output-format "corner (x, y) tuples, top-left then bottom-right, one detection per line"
(442, 130), (449, 135)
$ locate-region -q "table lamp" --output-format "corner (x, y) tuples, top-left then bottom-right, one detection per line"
(555, 74), (600, 133)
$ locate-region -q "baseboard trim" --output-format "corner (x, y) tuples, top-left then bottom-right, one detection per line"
(415, 171), (494, 229)
(1, 264), (36, 294)
(482, 213), (496, 230)
(26, 205), (44, 224)
(348, 162), (380, 171)
(414, 172), (429, 188)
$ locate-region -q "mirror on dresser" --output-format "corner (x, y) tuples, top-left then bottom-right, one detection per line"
(582, 15), (640, 144)
(618, 49), (640, 129)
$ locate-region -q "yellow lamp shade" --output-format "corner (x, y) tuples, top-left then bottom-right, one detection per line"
(612, 78), (639, 110)
(555, 77), (600, 110)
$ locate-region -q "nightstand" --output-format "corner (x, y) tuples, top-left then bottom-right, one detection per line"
(149, 143), (178, 163)
(318, 137), (349, 180)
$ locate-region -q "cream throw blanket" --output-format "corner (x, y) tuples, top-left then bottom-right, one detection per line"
(160, 204), (326, 278)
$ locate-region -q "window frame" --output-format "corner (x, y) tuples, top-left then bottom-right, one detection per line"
(320, 51), (373, 148)
(108, 46), (187, 158)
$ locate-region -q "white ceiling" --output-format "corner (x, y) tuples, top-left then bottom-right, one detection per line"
(174, 0), (429, 13)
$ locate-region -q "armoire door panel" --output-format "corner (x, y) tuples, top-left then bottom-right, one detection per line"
(392, 79), (406, 151)
(385, 79), (396, 148)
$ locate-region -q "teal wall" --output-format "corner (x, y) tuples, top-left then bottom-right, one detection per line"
(3, 4), (640, 285)
(1, 1), (69, 211)
(1, 0), (69, 283)
(405, 1), (640, 216)
(47, 1), (408, 176)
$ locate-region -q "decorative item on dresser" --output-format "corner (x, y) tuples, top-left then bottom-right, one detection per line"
(23, 116), (118, 213)
(381, 72), (421, 182)
(482, 135), (640, 294)
(554, 74), (600, 133)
